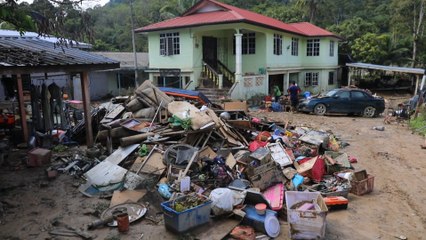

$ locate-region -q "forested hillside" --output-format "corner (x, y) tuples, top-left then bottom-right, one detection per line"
(6, 0), (426, 67)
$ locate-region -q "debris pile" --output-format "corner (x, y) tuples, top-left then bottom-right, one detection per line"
(33, 81), (376, 239)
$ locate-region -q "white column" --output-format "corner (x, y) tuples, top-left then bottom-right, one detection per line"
(218, 74), (223, 89)
(285, 72), (290, 92)
(420, 74), (426, 92)
(235, 33), (243, 82)
(348, 68), (352, 87)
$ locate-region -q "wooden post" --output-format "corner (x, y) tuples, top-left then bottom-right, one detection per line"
(414, 75), (420, 95)
(16, 74), (29, 143)
(81, 72), (93, 147)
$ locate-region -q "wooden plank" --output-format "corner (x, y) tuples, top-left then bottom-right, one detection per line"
(16, 74), (28, 142)
(105, 144), (139, 165)
(110, 190), (147, 207)
(84, 160), (127, 186)
(193, 218), (240, 240)
(81, 72), (93, 147)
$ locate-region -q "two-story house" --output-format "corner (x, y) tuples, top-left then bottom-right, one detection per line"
(136, 0), (340, 99)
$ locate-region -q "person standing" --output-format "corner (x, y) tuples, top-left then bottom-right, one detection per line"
(287, 81), (301, 111)
(273, 85), (282, 102)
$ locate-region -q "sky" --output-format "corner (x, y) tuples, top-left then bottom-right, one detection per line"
(17, 0), (110, 10)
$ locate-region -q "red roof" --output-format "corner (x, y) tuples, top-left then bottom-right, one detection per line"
(288, 22), (336, 37)
(135, 0), (338, 38)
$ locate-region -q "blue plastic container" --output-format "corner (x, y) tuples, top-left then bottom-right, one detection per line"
(161, 197), (212, 233)
(242, 205), (280, 237)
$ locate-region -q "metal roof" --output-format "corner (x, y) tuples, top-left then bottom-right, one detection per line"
(0, 38), (119, 74)
(0, 29), (92, 49)
(136, 0), (339, 38)
(346, 62), (425, 75)
(92, 52), (149, 69)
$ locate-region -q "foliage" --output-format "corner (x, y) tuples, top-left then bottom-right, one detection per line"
(409, 109), (426, 136)
(2, 0), (426, 68)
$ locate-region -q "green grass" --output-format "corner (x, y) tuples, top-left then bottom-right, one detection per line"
(410, 114), (426, 135)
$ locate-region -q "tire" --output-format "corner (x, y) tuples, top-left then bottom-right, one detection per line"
(363, 106), (376, 118)
(314, 104), (327, 116)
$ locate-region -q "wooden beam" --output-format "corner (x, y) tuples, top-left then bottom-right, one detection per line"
(81, 72), (93, 147)
(16, 74), (29, 143)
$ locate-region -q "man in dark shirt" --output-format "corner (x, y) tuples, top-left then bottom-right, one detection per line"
(287, 81), (301, 111)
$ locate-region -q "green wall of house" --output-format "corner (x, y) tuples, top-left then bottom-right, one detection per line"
(145, 22), (339, 94)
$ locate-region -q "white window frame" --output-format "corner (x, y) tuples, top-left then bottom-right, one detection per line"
(307, 38), (320, 56)
(273, 34), (282, 55)
(329, 40), (335, 57)
(160, 32), (180, 56)
(233, 32), (256, 55)
(291, 38), (299, 56)
(305, 72), (319, 86)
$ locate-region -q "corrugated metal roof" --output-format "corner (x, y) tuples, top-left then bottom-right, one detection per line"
(136, 0), (338, 38)
(0, 29), (92, 49)
(346, 62), (425, 75)
(0, 38), (119, 73)
(93, 52), (149, 68)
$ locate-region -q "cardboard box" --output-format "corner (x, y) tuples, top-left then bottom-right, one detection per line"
(222, 101), (248, 112)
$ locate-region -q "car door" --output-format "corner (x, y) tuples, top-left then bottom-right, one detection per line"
(350, 90), (370, 113)
(332, 90), (351, 113)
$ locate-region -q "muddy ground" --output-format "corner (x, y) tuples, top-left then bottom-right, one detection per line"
(0, 95), (425, 240)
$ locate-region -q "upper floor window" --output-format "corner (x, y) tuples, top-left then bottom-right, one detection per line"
(305, 72), (319, 86)
(233, 32), (256, 55)
(160, 32), (180, 56)
(291, 38), (299, 56)
(273, 34), (282, 55)
(328, 71), (335, 85)
(307, 39), (320, 56)
(329, 40), (335, 56)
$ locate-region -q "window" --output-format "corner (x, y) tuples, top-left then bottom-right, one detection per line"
(329, 40), (335, 56)
(233, 32), (256, 55)
(351, 91), (368, 99)
(291, 38), (299, 56)
(160, 32), (180, 56)
(336, 91), (350, 99)
(273, 34), (282, 55)
(307, 39), (320, 56)
(305, 72), (319, 86)
(328, 71), (335, 85)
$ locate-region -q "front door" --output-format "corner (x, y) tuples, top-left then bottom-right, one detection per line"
(203, 37), (218, 68)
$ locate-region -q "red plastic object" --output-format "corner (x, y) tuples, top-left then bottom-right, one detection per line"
(255, 203), (267, 215)
(324, 196), (348, 210)
(248, 140), (268, 152)
(262, 183), (284, 211)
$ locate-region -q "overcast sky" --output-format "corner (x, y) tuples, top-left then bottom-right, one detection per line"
(17, 0), (110, 9)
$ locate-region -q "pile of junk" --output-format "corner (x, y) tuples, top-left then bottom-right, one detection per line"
(28, 81), (375, 239)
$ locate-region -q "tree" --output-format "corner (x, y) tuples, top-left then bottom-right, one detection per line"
(351, 33), (390, 64)
(328, 17), (379, 55)
(391, 0), (426, 67)
(294, 0), (324, 24)
(1, 0), (94, 43)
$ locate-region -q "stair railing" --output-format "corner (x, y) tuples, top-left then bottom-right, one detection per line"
(217, 60), (235, 84)
(202, 61), (219, 87)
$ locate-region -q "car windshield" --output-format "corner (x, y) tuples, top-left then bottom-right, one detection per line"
(325, 89), (339, 97)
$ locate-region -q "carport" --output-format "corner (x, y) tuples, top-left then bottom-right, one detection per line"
(0, 38), (120, 147)
(346, 62), (426, 95)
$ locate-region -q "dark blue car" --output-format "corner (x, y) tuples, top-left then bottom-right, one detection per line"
(298, 88), (385, 117)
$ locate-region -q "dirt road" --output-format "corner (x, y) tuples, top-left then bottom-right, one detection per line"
(254, 111), (426, 239)
(0, 111), (425, 239)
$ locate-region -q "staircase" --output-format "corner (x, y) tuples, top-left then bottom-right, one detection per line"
(196, 87), (230, 105)
(200, 60), (235, 89)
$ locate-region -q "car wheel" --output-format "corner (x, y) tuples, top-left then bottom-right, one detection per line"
(314, 104), (327, 116)
(363, 106), (376, 118)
